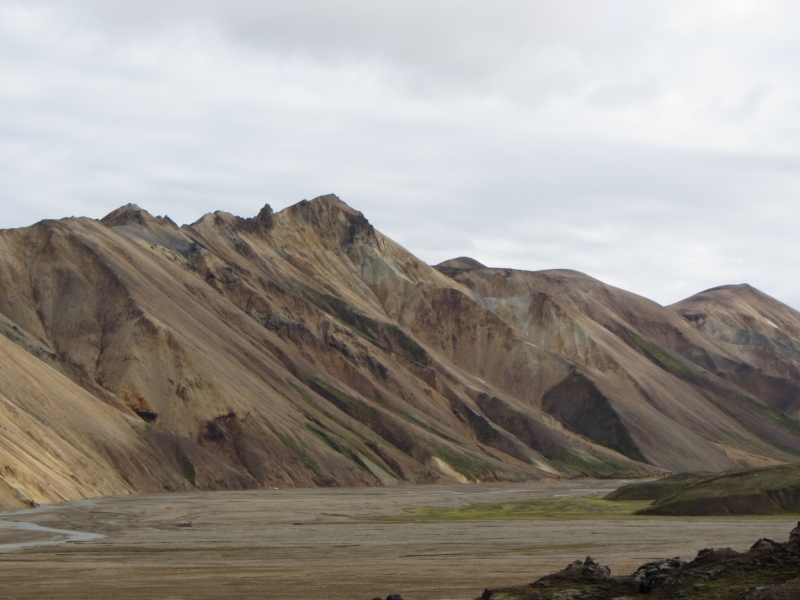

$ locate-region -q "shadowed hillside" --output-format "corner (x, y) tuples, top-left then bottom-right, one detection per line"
(1, 194), (800, 507)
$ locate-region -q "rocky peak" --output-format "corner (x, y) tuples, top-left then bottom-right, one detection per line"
(235, 204), (275, 235)
(101, 204), (158, 228)
(280, 194), (375, 248)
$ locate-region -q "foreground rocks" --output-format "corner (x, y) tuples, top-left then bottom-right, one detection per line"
(479, 522), (800, 599)
(607, 467), (800, 517)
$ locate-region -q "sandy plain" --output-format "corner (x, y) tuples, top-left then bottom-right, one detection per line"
(0, 480), (797, 600)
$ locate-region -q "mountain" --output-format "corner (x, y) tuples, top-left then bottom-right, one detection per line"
(1, 194), (800, 508)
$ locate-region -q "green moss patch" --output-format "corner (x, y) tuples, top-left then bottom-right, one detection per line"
(382, 495), (651, 522)
(429, 443), (494, 480)
(623, 326), (697, 382)
(274, 431), (321, 475)
(303, 287), (429, 365)
(176, 451), (196, 486)
(305, 424), (361, 465)
(308, 375), (381, 423)
(734, 392), (800, 439)
(551, 443), (651, 479)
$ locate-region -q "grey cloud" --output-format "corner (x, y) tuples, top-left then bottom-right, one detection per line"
(12, 1), (665, 99)
(2, 0), (800, 310)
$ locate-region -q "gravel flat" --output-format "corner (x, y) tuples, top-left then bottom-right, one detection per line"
(0, 481), (795, 600)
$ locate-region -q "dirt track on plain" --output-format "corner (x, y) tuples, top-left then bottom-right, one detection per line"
(0, 481), (796, 600)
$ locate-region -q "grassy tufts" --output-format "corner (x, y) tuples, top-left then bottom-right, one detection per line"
(275, 431), (321, 475)
(382, 495), (651, 522)
(176, 451), (196, 486)
(735, 392), (800, 439)
(383, 323), (428, 364)
(303, 286), (429, 364)
(306, 424), (354, 459)
(308, 374), (380, 422)
(624, 327), (696, 382)
(429, 443), (493, 480)
(551, 444), (651, 479)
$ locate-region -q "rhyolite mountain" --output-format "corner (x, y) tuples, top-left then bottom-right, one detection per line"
(2, 194), (800, 508)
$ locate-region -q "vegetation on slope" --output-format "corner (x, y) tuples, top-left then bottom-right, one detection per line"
(383, 496), (651, 522)
(608, 462), (800, 516)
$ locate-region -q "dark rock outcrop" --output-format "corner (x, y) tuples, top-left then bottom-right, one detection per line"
(480, 522), (800, 600)
(235, 204), (275, 234)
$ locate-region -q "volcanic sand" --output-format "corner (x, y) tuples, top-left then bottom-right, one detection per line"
(0, 480), (796, 600)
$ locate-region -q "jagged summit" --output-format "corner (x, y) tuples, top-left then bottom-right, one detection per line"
(101, 195), (367, 243)
(280, 193), (357, 215)
(284, 192), (350, 210)
(277, 193), (376, 247)
(235, 204), (274, 234)
(276, 193), (358, 223)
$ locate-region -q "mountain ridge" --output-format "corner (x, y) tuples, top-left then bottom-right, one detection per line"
(1, 194), (799, 508)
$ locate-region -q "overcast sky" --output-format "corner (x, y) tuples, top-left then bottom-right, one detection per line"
(2, 1), (800, 307)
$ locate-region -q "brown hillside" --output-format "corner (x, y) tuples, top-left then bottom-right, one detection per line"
(0, 331), (254, 510)
(672, 284), (800, 418)
(440, 265), (800, 471)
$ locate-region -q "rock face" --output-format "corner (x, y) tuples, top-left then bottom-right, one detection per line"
(480, 522), (800, 599)
(2, 194), (800, 506)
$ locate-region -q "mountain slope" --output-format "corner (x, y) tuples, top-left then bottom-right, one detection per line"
(438, 263), (800, 471)
(0, 329), (254, 510)
(1, 195), (799, 506)
(672, 284), (800, 418)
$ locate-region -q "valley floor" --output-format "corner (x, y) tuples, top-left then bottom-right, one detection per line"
(0, 481), (796, 600)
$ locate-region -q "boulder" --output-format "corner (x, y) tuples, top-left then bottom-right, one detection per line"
(750, 537), (779, 551)
(632, 557), (684, 592)
(789, 521), (800, 545)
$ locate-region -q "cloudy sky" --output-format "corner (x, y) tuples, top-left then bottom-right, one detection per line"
(2, 1), (800, 307)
